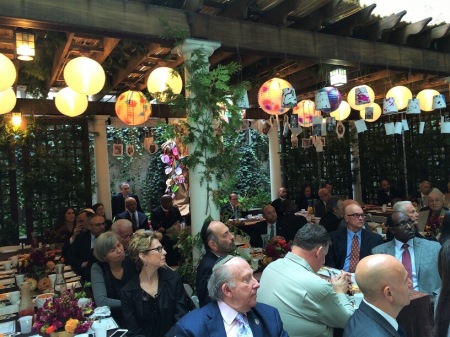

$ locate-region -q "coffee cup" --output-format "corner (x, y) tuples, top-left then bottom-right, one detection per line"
(18, 315), (33, 333)
(376, 227), (383, 235)
(92, 321), (108, 337)
(8, 291), (20, 304)
(3, 261), (12, 270)
(15, 274), (25, 286)
(10, 255), (18, 267)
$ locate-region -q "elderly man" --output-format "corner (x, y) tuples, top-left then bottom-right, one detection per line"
(326, 203), (383, 272)
(372, 211), (441, 296)
(411, 179), (432, 207)
(315, 188), (332, 217)
(343, 254), (411, 337)
(271, 187), (288, 217)
(111, 182), (142, 217)
(176, 256), (288, 337)
(115, 197), (148, 231)
(258, 224), (354, 337)
(418, 189), (449, 232)
(196, 220), (236, 307)
(220, 193), (243, 222)
(150, 194), (183, 231)
(385, 201), (422, 241)
(111, 219), (133, 251)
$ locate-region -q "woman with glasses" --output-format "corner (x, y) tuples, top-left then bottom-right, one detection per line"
(92, 231), (136, 326)
(120, 230), (189, 337)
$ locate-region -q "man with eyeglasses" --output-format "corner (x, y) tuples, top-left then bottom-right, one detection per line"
(325, 204), (383, 272)
(372, 211), (441, 296)
(220, 193), (243, 223)
(67, 214), (105, 281)
(111, 219), (133, 252)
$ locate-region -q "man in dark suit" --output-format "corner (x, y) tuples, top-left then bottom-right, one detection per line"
(410, 178), (432, 207)
(111, 182), (143, 217)
(377, 178), (402, 206)
(220, 193), (243, 222)
(196, 220), (236, 307)
(325, 203), (383, 272)
(271, 187), (288, 217)
(115, 197), (148, 231)
(176, 256), (288, 337)
(343, 254), (411, 337)
(67, 214), (105, 281)
(150, 194), (183, 231)
(315, 188), (332, 217)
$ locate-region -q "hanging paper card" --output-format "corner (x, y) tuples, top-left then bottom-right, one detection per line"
(354, 119), (367, 133)
(384, 122), (395, 135)
(402, 119), (409, 131)
(394, 122), (403, 134)
(406, 98), (420, 114)
(419, 121), (425, 134)
(281, 87), (297, 108)
(336, 121), (345, 138)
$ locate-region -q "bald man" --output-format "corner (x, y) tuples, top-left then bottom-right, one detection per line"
(315, 188), (332, 217)
(343, 254), (411, 337)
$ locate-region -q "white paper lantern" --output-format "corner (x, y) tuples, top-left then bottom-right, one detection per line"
(55, 87), (88, 117)
(359, 103), (382, 122)
(347, 85), (375, 110)
(147, 67), (183, 102)
(258, 78), (293, 115)
(416, 89), (440, 112)
(0, 88), (17, 115)
(293, 100), (320, 127)
(330, 101), (351, 121)
(0, 53), (16, 92)
(64, 57), (105, 95)
(386, 86), (412, 110)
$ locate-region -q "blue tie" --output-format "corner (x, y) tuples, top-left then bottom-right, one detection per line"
(235, 313), (253, 337)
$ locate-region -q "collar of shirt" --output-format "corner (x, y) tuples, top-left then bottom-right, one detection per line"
(363, 299), (399, 330)
(267, 222), (276, 233)
(128, 210), (137, 218)
(90, 233), (96, 249)
(217, 300), (248, 337)
(346, 228), (362, 242)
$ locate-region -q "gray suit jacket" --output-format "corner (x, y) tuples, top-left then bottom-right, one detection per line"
(372, 237), (441, 296)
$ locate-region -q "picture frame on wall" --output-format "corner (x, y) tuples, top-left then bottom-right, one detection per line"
(113, 144), (123, 157)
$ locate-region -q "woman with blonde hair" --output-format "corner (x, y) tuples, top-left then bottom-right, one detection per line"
(120, 230), (189, 337)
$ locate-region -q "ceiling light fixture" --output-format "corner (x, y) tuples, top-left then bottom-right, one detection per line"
(16, 31), (35, 61)
(329, 67), (347, 87)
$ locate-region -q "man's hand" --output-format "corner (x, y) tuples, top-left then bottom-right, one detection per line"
(330, 271), (351, 294)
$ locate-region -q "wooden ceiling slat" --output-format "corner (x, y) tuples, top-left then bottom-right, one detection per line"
(289, 0), (340, 31)
(388, 18), (432, 45)
(46, 33), (74, 90)
(408, 24), (450, 49)
(354, 11), (406, 41)
(321, 4), (376, 36)
(218, 0), (255, 19)
(258, 0), (302, 25)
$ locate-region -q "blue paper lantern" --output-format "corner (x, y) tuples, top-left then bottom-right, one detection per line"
(318, 87), (342, 113)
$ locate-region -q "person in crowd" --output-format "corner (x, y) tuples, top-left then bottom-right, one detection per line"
(443, 181), (450, 209)
(91, 231), (136, 325)
(295, 183), (317, 212)
(61, 208), (94, 258)
(385, 201), (423, 241)
(93, 202), (113, 231)
(438, 211), (450, 244)
(322, 182), (333, 195)
(220, 193), (243, 222)
(160, 220), (183, 267)
(196, 220), (236, 307)
(115, 197), (148, 231)
(372, 211), (441, 296)
(175, 256), (289, 337)
(271, 187), (288, 217)
(55, 207), (76, 258)
(343, 254), (411, 337)
(411, 179), (432, 207)
(110, 219), (134, 252)
(277, 199), (307, 242)
(434, 240), (450, 337)
(418, 189), (449, 235)
(315, 188), (332, 217)
(67, 214), (106, 281)
(326, 204), (383, 272)
(377, 178), (402, 206)
(258, 223), (354, 337)
(319, 196), (344, 232)
(151, 194), (183, 231)
(120, 230), (189, 337)
(111, 182), (143, 217)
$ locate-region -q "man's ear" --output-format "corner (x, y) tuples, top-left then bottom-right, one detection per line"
(208, 240), (218, 252)
(222, 283), (233, 298)
(315, 246), (323, 258)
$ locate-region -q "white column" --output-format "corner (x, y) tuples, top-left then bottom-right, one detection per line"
(176, 39), (221, 237)
(268, 120), (282, 201)
(90, 115), (112, 219)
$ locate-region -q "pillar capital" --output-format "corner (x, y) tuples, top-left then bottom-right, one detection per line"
(174, 38), (221, 61)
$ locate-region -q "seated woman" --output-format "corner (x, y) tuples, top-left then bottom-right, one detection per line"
(434, 240), (450, 337)
(120, 230), (189, 337)
(92, 232), (136, 326)
(54, 206), (76, 258)
(419, 189), (449, 237)
(93, 202), (113, 231)
(295, 183), (316, 211)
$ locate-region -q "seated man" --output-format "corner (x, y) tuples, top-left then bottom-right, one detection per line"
(277, 199), (307, 242)
(377, 178), (402, 206)
(258, 223), (354, 337)
(220, 193), (243, 222)
(343, 254), (411, 337)
(326, 203), (383, 272)
(111, 182), (142, 217)
(176, 256), (288, 337)
(418, 189), (449, 234)
(271, 187), (288, 217)
(315, 188), (332, 217)
(150, 194), (183, 231)
(115, 197), (148, 231)
(110, 219), (133, 253)
(372, 211), (441, 296)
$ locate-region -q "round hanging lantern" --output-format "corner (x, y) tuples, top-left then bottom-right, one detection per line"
(64, 56), (105, 95)
(386, 86), (412, 110)
(359, 103), (382, 122)
(317, 87), (342, 113)
(0, 88), (17, 115)
(347, 85), (375, 110)
(330, 101), (351, 121)
(416, 89), (440, 112)
(293, 100), (320, 127)
(115, 90), (151, 126)
(257, 78), (293, 115)
(147, 67), (183, 102)
(55, 87), (88, 117)
(0, 53), (16, 92)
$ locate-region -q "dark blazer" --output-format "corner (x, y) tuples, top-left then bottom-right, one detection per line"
(377, 189), (402, 206)
(295, 195), (317, 212)
(111, 193), (142, 217)
(151, 205), (182, 230)
(276, 214), (307, 242)
(325, 227), (384, 270)
(174, 301), (289, 337)
(196, 250), (219, 307)
(343, 301), (402, 337)
(120, 268), (189, 337)
(115, 210), (148, 231)
(314, 200), (327, 217)
(66, 230), (98, 281)
(220, 203), (244, 222)
(271, 198), (284, 217)
(319, 212), (341, 233)
(240, 220), (291, 248)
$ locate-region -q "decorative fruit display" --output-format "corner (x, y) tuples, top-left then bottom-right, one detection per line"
(25, 277), (37, 291)
(37, 277), (52, 293)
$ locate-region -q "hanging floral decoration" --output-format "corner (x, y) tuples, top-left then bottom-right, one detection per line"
(160, 139), (189, 197)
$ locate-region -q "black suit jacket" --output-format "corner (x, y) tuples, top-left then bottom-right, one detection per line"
(220, 203), (244, 222)
(240, 220), (291, 248)
(277, 214), (308, 242)
(151, 206), (182, 230)
(343, 301), (402, 337)
(67, 230), (98, 281)
(195, 250), (219, 307)
(115, 210), (149, 231)
(377, 189), (402, 206)
(325, 227), (384, 270)
(271, 198), (283, 217)
(111, 193), (142, 217)
(314, 200), (327, 217)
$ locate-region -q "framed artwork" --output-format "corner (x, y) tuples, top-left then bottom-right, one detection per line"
(126, 144), (135, 157)
(113, 144), (123, 157)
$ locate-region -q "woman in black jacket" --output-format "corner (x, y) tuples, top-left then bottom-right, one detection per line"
(120, 230), (189, 337)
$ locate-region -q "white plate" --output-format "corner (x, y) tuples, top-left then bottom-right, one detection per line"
(0, 320), (15, 333)
(0, 246), (21, 254)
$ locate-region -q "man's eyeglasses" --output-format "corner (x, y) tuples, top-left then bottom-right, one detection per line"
(145, 246), (164, 253)
(391, 220), (414, 228)
(346, 213), (365, 219)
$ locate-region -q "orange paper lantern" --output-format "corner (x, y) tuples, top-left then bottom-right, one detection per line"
(115, 91), (151, 126)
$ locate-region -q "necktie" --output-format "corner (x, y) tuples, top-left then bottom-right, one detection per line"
(235, 313), (253, 337)
(349, 234), (359, 273)
(233, 207), (238, 219)
(269, 225), (274, 239)
(131, 212), (138, 230)
(402, 243), (413, 287)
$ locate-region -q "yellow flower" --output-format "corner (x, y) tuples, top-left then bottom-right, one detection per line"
(65, 319), (79, 333)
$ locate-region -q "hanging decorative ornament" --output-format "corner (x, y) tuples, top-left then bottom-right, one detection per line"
(432, 94), (446, 109)
(281, 87), (297, 108)
(406, 98), (421, 114)
(0, 88), (17, 115)
(146, 67), (183, 102)
(416, 89), (440, 112)
(336, 121), (345, 138)
(115, 90), (152, 126)
(0, 53), (17, 92)
(64, 56), (106, 95)
(330, 101), (351, 121)
(54, 87), (88, 117)
(386, 86), (412, 110)
(316, 87), (342, 113)
(126, 144), (135, 157)
(347, 85), (375, 110)
(359, 103), (382, 122)
(382, 97), (398, 115)
(293, 100), (320, 127)
(257, 78), (293, 115)
(315, 91), (330, 111)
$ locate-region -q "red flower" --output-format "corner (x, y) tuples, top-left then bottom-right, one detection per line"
(265, 236), (291, 261)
